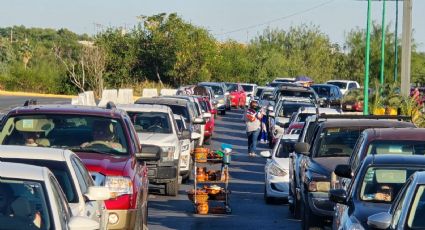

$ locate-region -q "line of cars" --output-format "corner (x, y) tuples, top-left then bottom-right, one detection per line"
(256, 79), (425, 230)
(0, 81), (255, 229)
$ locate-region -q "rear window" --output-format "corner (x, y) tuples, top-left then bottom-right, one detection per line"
(366, 140), (425, 156)
(312, 86), (331, 97)
(315, 127), (363, 157)
(328, 82), (347, 89)
(278, 103), (314, 118)
(127, 112), (172, 134)
(241, 85), (254, 92)
(360, 167), (422, 203)
(166, 105), (190, 121)
(279, 90), (315, 99)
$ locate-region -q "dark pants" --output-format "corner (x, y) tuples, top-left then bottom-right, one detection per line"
(247, 129), (260, 154)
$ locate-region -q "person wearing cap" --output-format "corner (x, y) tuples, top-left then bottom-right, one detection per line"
(244, 100), (264, 157)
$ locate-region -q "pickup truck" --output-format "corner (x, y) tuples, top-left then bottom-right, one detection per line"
(0, 103), (152, 230)
(293, 115), (415, 230)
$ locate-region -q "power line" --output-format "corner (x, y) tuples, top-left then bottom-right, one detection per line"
(215, 0), (336, 36)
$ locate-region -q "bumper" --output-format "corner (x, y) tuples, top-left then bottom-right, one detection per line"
(106, 209), (137, 230)
(147, 165), (178, 183)
(307, 192), (334, 217)
(265, 175), (289, 198)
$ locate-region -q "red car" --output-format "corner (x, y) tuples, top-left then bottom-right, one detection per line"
(0, 104), (151, 229)
(195, 96), (215, 144)
(225, 82), (247, 108)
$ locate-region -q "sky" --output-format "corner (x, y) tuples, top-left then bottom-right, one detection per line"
(0, 0), (424, 51)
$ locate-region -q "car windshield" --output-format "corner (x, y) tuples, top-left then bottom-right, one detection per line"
(276, 141), (295, 158)
(327, 82), (347, 89)
(278, 103), (314, 118)
(408, 185), (425, 228)
(297, 113), (315, 122)
(0, 115), (128, 155)
(226, 83), (238, 92)
(128, 112), (172, 134)
(280, 90), (315, 99)
(312, 86), (331, 97)
(204, 85), (223, 95)
(241, 85), (253, 92)
(366, 140), (425, 156)
(0, 178), (51, 230)
(315, 127), (362, 157)
(166, 105), (190, 121)
(0, 159), (78, 204)
(261, 91), (274, 101)
(360, 167), (421, 203)
(256, 88), (264, 97)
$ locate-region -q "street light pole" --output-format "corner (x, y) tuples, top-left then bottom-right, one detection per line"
(394, 0), (399, 82)
(380, 0), (386, 88)
(400, 0), (412, 96)
(364, 0), (372, 115)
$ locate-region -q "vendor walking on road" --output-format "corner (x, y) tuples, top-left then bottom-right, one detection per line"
(244, 100), (264, 157)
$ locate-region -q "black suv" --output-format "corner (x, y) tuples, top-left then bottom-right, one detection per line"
(311, 84), (343, 108)
(292, 115), (414, 229)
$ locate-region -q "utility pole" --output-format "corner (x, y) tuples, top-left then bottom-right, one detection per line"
(379, 0), (386, 88)
(394, 0), (399, 82)
(363, 0), (372, 115)
(400, 0), (412, 96)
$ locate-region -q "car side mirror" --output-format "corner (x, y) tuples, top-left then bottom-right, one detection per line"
(203, 112), (212, 118)
(191, 132), (201, 140)
(295, 142), (310, 155)
(135, 145), (161, 161)
(367, 212), (392, 229)
(334, 164), (352, 178)
(260, 150), (272, 158)
(329, 189), (347, 204)
(84, 186), (111, 201)
(68, 216), (100, 230)
(181, 130), (191, 139)
(193, 117), (206, 124)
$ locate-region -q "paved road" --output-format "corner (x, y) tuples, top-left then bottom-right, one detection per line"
(0, 95), (71, 113)
(147, 109), (300, 230)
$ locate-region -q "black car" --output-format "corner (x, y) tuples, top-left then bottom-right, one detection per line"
(330, 155), (425, 230)
(292, 115), (416, 229)
(311, 84), (343, 108)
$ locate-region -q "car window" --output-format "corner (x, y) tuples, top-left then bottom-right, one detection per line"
(327, 82), (347, 89)
(128, 112), (172, 134)
(278, 103), (314, 118)
(297, 113), (314, 123)
(315, 127), (362, 157)
(242, 85), (254, 92)
(366, 140), (425, 156)
(124, 117), (139, 152)
(349, 83), (357, 89)
(0, 178), (52, 230)
(50, 175), (71, 229)
(71, 158), (88, 194)
(279, 90), (315, 99)
(276, 141), (295, 158)
(73, 156), (94, 187)
(312, 86), (330, 97)
(350, 134), (366, 173)
(407, 185), (425, 229)
(360, 167), (421, 203)
(226, 83), (238, 92)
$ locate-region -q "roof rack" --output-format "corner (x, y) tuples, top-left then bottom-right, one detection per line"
(23, 99), (37, 106)
(317, 114), (411, 121)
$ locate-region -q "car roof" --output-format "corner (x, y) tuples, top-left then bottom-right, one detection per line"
(363, 154), (425, 167)
(412, 171), (425, 184)
(280, 134), (299, 141)
(363, 128), (425, 141)
(240, 83), (257, 86)
(321, 119), (415, 129)
(199, 82), (223, 87)
(282, 101), (314, 106)
(327, 80), (356, 83)
(312, 84), (338, 88)
(299, 107), (342, 114)
(0, 145), (68, 162)
(6, 104), (126, 119)
(0, 161), (49, 181)
(135, 97), (189, 106)
(117, 104), (171, 113)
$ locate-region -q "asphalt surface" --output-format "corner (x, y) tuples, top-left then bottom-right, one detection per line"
(0, 95), (71, 113)
(147, 109), (300, 230)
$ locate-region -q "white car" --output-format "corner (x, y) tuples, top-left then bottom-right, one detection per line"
(0, 145), (110, 229)
(240, 83), (258, 107)
(326, 80), (360, 95)
(261, 134), (299, 203)
(288, 107), (343, 125)
(0, 161), (101, 230)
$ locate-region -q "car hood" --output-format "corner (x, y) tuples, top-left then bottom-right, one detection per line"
(76, 152), (130, 176)
(353, 202), (391, 228)
(310, 157), (349, 176)
(137, 132), (177, 146)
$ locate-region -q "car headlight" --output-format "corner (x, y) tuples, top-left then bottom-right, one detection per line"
(161, 146), (175, 161)
(105, 176), (133, 198)
(181, 144), (189, 151)
(308, 181), (330, 192)
(268, 162), (287, 177)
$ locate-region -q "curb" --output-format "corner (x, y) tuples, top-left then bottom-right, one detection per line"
(0, 90), (75, 99)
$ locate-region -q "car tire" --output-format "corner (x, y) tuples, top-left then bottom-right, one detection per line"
(165, 179), (179, 196)
(264, 185), (274, 204)
(301, 195), (322, 230)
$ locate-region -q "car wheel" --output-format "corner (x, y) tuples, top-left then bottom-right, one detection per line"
(264, 185), (274, 204)
(165, 179), (179, 196)
(301, 195), (322, 230)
